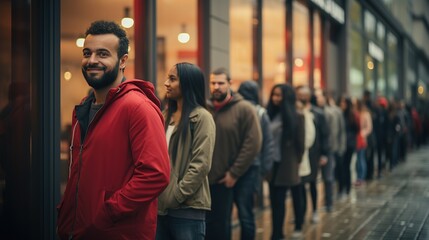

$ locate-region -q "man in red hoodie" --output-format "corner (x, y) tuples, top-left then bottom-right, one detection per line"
(57, 20), (170, 240)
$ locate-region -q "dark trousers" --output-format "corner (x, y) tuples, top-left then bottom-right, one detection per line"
(233, 166), (258, 240)
(206, 184), (234, 240)
(376, 139), (386, 177)
(269, 184), (303, 240)
(322, 153), (335, 208)
(302, 181), (317, 217)
(390, 136), (400, 170)
(338, 147), (354, 195)
(365, 138), (375, 180)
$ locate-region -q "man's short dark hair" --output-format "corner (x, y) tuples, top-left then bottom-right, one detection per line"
(85, 20), (129, 58)
(212, 67), (231, 82)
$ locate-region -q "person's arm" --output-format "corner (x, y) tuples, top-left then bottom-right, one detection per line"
(105, 102), (170, 222)
(318, 110), (330, 163)
(228, 103), (262, 179)
(174, 111), (216, 203)
(259, 112), (275, 176)
(295, 113), (305, 162)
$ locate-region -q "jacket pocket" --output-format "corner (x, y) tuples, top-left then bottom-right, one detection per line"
(158, 174), (181, 212)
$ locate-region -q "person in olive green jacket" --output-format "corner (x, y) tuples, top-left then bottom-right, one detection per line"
(156, 62), (216, 240)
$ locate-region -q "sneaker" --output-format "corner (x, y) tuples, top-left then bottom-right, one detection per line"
(292, 230), (303, 238)
(311, 212), (319, 223)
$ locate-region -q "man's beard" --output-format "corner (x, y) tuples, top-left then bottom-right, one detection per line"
(82, 62), (119, 90)
(211, 90), (228, 102)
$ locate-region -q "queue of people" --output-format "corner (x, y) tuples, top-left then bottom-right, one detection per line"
(56, 20), (427, 240)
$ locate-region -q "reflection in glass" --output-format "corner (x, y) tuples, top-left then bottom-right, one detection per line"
(377, 22), (385, 43)
(387, 32), (398, 98)
(378, 61), (386, 96)
(313, 12), (322, 89)
(230, 0), (253, 90)
(262, 0), (286, 104)
(157, 0), (197, 100)
(350, 0), (362, 29)
(0, 0), (32, 238)
(364, 10), (376, 38)
(292, 1), (309, 87)
(349, 29), (363, 97)
(365, 55), (375, 93)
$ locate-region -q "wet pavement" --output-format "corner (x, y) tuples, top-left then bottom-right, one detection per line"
(232, 145), (429, 240)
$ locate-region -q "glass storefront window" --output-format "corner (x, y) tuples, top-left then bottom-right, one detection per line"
(406, 48), (417, 102)
(364, 10), (376, 39)
(349, 29), (364, 97)
(293, 1), (310, 87)
(350, 0), (362, 29)
(387, 32), (398, 98)
(377, 22), (385, 43)
(313, 11), (322, 89)
(377, 61), (386, 96)
(230, 0), (254, 91)
(0, 0), (32, 237)
(157, 0), (197, 98)
(365, 54), (375, 93)
(262, 0), (286, 103)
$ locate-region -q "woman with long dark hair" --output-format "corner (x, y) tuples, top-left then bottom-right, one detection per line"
(156, 62), (216, 240)
(266, 84), (305, 239)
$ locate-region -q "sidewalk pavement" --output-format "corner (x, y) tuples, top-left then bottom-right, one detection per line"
(232, 145), (429, 240)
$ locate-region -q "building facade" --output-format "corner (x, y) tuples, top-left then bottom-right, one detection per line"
(0, 0), (428, 239)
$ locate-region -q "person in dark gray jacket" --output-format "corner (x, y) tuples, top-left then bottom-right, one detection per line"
(238, 80), (274, 208)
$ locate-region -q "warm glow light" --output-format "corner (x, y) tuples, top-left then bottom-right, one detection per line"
(418, 85), (424, 95)
(121, 17), (134, 28)
(178, 33), (190, 43)
(294, 58), (304, 67)
(64, 71), (72, 81)
(76, 38), (85, 47)
(367, 61), (374, 70)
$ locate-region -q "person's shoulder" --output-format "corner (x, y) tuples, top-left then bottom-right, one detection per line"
(236, 97), (257, 111)
(190, 106), (212, 120)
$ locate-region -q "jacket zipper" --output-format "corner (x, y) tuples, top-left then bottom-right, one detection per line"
(68, 97), (111, 240)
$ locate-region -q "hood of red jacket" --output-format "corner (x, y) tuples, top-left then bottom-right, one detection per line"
(116, 79), (161, 109)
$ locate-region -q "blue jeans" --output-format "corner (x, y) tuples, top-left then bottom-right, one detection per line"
(156, 215), (205, 240)
(322, 153), (336, 208)
(233, 166), (258, 240)
(356, 149), (367, 181)
(206, 183), (234, 240)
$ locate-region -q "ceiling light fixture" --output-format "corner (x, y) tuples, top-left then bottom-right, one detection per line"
(178, 24), (190, 44)
(76, 36), (85, 48)
(121, 7), (134, 28)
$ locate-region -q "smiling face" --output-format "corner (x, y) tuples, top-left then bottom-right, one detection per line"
(81, 34), (127, 90)
(164, 65), (182, 100)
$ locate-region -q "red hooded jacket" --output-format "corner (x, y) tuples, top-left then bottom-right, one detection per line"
(57, 80), (170, 240)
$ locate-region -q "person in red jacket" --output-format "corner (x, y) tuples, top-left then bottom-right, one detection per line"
(57, 20), (170, 240)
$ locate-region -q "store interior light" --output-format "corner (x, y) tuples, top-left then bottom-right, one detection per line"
(121, 7), (134, 28)
(294, 58), (304, 67)
(178, 24), (190, 44)
(64, 71), (72, 81)
(76, 37), (85, 48)
(367, 60), (374, 70)
(418, 85), (424, 95)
